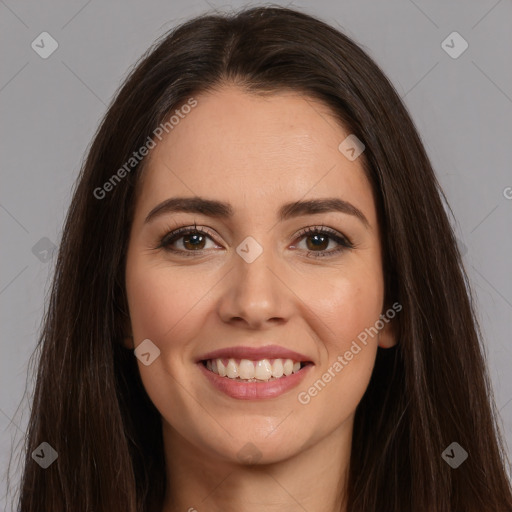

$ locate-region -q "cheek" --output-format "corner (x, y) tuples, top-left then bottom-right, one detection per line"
(309, 270), (384, 352)
(125, 258), (203, 347)
(317, 290), (379, 367)
(124, 259), (204, 415)
(298, 311), (378, 437)
(296, 268), (382, 416)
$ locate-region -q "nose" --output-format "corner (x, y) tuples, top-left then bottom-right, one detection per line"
(216, 242), (292, 329)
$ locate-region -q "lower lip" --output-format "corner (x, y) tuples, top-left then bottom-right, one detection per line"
(197, 362), (313, 400)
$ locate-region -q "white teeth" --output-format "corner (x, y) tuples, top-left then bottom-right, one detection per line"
(217, 359), (227, 377)
(271, 359), (284, 378)
(205, 357), (305, 381)
(254, 359), (272, 380)
(226, 359), (238, 379)
(239, 359), (255, 379)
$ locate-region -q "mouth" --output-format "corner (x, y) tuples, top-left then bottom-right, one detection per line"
(200, 357), (313, 382)
(196, 345), (314, 400)
(196, 345), (314, 399)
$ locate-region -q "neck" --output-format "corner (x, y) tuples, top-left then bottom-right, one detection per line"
(161, 417), (353, 512)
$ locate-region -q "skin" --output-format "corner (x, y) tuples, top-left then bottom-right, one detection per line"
(124, 84), (397, 512)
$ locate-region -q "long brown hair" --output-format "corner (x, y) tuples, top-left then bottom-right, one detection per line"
(10, 5), (512, 511)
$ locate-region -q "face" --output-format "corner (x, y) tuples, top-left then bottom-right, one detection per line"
(124, 85), (396, 465)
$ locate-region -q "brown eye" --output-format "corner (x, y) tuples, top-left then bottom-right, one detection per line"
(293, 226), (354, 258)
(178, 232), (207, 251)
(159, 227), (218, 256)
(305, 232), (330, 251)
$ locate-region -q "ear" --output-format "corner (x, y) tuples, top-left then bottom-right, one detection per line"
(122, 335), (135, 350)
(120, 315), (134, 350)
(115, 294), (135, 349)
(377, 310), (399, 349)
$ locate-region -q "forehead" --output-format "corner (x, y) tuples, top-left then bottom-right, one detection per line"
(134, 85), (376, 226)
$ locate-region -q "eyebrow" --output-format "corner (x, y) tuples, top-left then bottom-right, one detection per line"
(144, 196), (370, 228)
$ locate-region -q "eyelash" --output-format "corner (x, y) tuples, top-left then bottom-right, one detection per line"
(155, 222), (354, 259)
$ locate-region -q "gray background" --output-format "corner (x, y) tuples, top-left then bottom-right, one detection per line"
(1, 0), (511, 508)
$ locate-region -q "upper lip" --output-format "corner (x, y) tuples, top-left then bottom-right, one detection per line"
(197, 345), (312, 363)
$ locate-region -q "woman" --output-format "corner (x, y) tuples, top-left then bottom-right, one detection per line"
(13, 5), (512, 511)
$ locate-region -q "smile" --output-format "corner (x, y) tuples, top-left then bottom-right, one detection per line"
(202, 357), (308, 382)
(198, 359), (313, 400)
